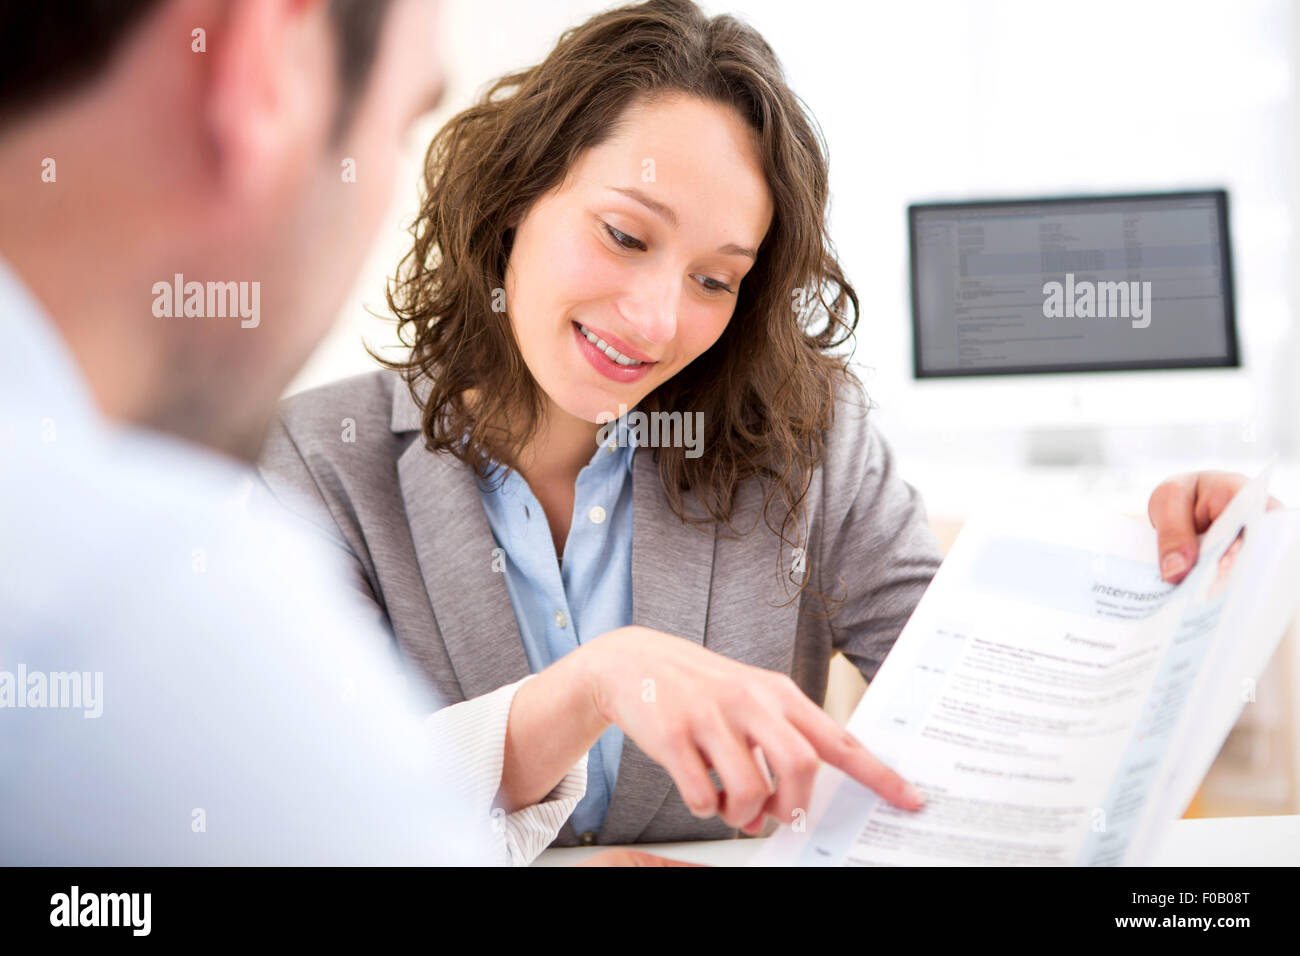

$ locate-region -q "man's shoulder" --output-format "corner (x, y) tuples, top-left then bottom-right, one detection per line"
(2, 427), (338, 629)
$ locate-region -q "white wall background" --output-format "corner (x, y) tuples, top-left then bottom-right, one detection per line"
(291, 0), (1299, 476)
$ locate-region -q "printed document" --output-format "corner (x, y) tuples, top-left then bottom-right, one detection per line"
(756, 469), (1300, 865)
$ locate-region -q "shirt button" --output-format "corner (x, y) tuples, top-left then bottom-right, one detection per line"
(554, 610), (567, 629)
(579, 831), (597, 846)
(588, 505), (607, 524)
(605, 443), (616, 454)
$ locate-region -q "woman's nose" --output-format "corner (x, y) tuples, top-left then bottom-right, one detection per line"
(617, 271), (680, 345)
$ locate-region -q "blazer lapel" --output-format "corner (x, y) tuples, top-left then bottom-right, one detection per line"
(391, 384), (532, 702)
(599, 448), (717, 844)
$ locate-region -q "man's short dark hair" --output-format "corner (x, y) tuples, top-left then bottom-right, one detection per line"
(0, 0), (396, 133)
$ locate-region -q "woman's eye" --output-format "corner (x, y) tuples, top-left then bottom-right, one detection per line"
(604, 223), (646, 251)
(694, 274), (734, 295)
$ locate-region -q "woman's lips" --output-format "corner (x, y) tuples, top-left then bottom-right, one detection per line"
(575, 321), (658, 364)
(571, 321), (657, 384)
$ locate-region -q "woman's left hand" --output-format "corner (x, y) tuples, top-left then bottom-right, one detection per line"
(1148, 470), (1283, 583)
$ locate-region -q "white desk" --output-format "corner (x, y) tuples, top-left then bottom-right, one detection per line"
(534, 815), (1300, 866)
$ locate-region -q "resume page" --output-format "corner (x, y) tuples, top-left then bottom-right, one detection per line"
(756, 470), (1300, 866)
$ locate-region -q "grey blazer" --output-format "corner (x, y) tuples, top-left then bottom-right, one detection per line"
(257, 369), (942, 846)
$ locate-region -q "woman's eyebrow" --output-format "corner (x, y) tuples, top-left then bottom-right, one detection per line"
(609, 185), (678, 227)
(607, 185), (757, 259)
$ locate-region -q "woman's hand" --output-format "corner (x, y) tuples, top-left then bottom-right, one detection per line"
(1148, 471), (1283, 584)
(573, 626), (924, 834)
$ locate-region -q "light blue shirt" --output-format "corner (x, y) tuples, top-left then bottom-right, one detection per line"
(0, 258), (493, 864)
(476, 421), (637, 837)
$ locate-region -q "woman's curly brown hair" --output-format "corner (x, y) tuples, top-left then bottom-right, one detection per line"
(381, 0), (865, 607)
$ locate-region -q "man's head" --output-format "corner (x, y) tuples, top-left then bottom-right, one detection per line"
(0, 0), (444, 459)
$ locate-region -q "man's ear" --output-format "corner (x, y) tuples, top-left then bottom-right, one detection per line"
(204, 0), (336, 201)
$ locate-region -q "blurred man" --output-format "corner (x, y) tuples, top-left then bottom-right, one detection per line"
(0, 0), (584, 865)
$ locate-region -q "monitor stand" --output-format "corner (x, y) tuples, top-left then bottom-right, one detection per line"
(1025, 425), (1105, 467)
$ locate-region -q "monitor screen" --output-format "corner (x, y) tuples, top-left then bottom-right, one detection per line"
(909, 190), (1238, 377)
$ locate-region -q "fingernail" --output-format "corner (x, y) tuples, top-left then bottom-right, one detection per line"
(687, 797), (712, 818)
(903, 783), (925, 807)
(1161, 551), (1188, 580)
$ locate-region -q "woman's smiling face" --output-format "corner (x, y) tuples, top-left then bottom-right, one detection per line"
(503, 93), (774, 424)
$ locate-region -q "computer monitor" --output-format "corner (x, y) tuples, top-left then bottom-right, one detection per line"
(909, 190), (1238, 378)
(898, 190), (1247, 466)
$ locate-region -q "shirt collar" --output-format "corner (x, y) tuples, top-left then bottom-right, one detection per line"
(0, 255), (260, 492)
(392, 382), (637, 478)
(596, 413), (640, 476)
(471, 411), (639, 491)
(0, 255), (101, 440)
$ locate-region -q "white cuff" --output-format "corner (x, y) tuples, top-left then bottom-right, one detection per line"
(424, 676), (587, 866)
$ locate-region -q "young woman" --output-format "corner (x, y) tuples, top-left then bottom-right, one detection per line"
(260, 0), (943, 848)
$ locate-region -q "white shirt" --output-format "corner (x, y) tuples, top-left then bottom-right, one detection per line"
(0, 259), (584, 865)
